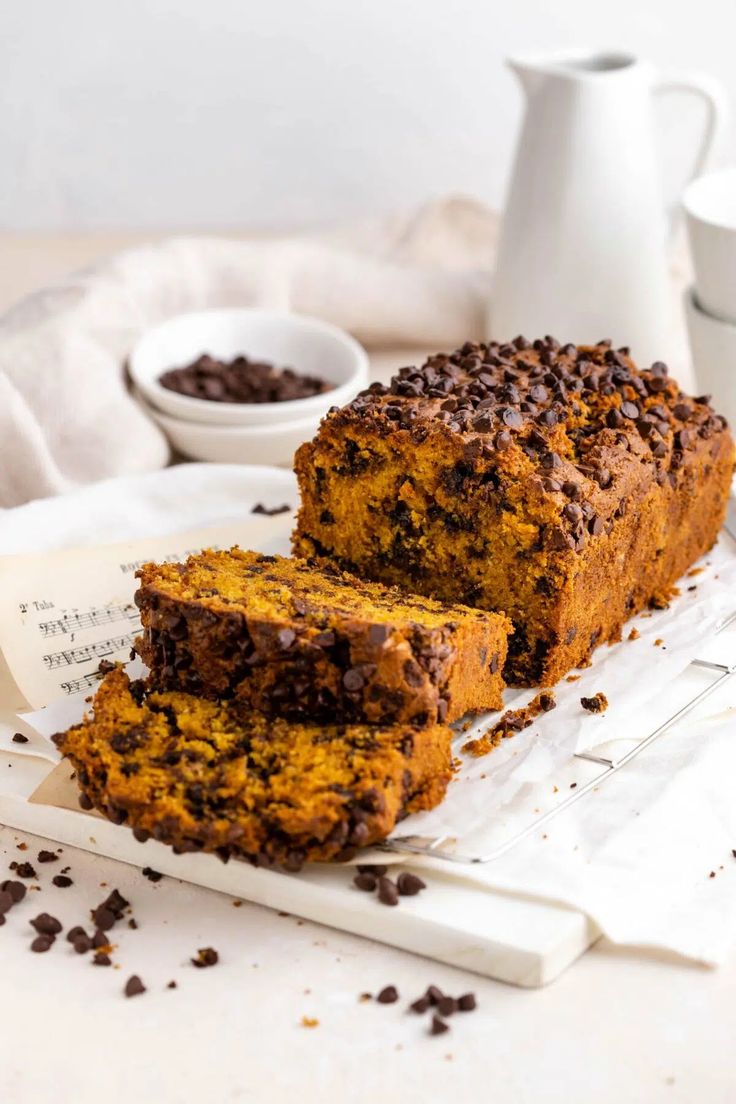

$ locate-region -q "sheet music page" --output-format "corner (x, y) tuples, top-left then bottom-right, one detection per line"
(0, 515), (292, 711)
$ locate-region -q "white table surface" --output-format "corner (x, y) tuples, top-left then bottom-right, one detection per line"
(1, 236), (734, 1104)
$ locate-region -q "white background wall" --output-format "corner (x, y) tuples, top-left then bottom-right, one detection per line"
(3, 0), (735, 232)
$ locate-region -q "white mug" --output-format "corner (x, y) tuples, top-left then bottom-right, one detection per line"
(683, 167), (736, 324)
(684, 287), (736, 430)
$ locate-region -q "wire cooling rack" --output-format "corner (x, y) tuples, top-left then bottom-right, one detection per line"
(382, 502), (736, 866)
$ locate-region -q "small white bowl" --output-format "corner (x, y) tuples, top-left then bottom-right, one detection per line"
(128, 308), (369, 426)
(138, 390), (322, 467)
(684, 287), (736, 429)
(683, 168), (736, 324)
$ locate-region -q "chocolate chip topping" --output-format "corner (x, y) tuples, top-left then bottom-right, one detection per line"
(341, 338), (724, 523)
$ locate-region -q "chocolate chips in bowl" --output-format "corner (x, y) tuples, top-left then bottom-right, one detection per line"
(158, 353), (332, 405)
(128, 308), (369, 431)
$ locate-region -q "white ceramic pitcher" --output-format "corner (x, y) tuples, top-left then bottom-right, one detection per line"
(491, 50), (726, 362)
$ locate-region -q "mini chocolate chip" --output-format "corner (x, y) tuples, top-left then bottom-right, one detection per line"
(11, 733), (28, 744)
(377, 876), (399, 906)
(124, 975), (146, 998)
(0, 880), (26, 904)
(192, 947), (219, 968)
(73, 934), (92, 954)
(92, 907), (116, 931)
(606, 408), (624, 428)
(377, 985), (399, 1004)
(93, 952), (112, 966)
(426, 984), (444, 1005)
(277, 628), (296, 650)
(251, 502), (291, 516)
(93, 930), (109, 949)
(563, 503), (582, 523)
(437, 996), (457, 1017)
(353, 873), (377, 892)
(457, 992), (477, 1012)
(343, 667), (365, 692)
(396, 872), (426, 896)
(30, 913), (62, 936)
(0, 891), (13, 915)
(66, 926), (88, 943)
(368, 624), (392, 646)
(14, 863), (36, 879)
(52, 874), (73, 888)
(37, 850), (58, 864)
(142, 867), (163, 883)
(501, 407), (523, 429)
(430, 1015), (450, 1036)
(30, 935), (55, 953)
(410, 995), (431, 1013)
(620, 401), (639, 419)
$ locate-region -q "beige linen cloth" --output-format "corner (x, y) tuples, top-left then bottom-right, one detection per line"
(0, 197), (498, 509)
(0, 194), (693, 509)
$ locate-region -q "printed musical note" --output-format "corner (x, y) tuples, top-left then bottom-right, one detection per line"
(38, 603), (140, 639)
(43, 631), (139, 670)
(59, 671), (108, 696)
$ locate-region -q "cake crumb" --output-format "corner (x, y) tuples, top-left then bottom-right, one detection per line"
(628, 628), (640, 641)
(301, 1016), (319, 1028)
(463, 690), (556, 757)
(581, 692), (608, 714)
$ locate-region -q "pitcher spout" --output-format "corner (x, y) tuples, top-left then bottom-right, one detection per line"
(508, 49), (638, 96)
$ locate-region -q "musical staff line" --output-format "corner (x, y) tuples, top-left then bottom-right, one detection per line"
(43, 631), (139, 670)
(38, 603), (140, 639)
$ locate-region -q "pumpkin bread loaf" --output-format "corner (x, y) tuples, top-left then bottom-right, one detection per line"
(135, 548), (510, 725)
(293, 337), (735, 685)
(52, 668), (453, 869)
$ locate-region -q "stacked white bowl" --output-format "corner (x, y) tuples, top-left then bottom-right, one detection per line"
(129, 309), (370, 466)
(683, 169), (736, 429)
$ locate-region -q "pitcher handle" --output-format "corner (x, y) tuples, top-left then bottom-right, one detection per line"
(652, 72), (728, 232)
